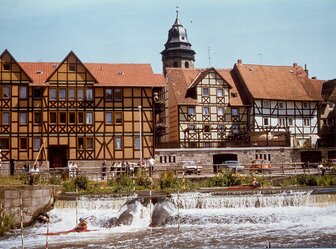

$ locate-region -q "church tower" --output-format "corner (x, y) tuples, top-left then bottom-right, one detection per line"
(161, 11), (196, 74)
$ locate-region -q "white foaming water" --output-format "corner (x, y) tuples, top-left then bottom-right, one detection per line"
(2, 191), (336, 249)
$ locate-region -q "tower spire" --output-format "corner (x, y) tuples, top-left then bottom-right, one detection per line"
(161, 10), (196, 74)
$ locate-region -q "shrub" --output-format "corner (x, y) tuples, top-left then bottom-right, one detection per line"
(135, 175), (153, 190)
(160, 171), (178, 190)
(48, 176), (62, 185)
(62, 180), (76, 192)
(206, 170), (241, 187)
(0, 212), (16, 235)
(74, 176), (89, 190)
(108, 174), (134, 192)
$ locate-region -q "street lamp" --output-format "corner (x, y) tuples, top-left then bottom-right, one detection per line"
(138, 106), (142, 165)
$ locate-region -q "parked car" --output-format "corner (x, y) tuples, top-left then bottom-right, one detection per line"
(250, 159), (272, 173)
(177, 161), (202, 175)
(220, 160), (244, 173)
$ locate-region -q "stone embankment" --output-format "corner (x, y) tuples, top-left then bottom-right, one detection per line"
(0, 185), (62, 226)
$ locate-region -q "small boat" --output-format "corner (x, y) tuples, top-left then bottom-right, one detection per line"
(43, 229), (98, 236)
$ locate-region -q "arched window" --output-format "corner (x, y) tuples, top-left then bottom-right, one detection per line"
(185, 61), (189, 68)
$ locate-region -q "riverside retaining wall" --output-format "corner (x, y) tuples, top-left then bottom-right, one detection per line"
(0, 185), (62, 226)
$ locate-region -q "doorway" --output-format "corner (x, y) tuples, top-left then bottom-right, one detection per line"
(49, 145), (68, 168)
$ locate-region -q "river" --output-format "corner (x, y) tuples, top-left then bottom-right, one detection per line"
(1, 189), (336, 248)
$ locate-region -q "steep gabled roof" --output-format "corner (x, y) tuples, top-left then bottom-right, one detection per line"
(321, 78), (336, 102)
(20, 62), (57, 85)
(2, 50), (165, 87)
(166, 67), (245, 106)
(234, 63), (324, 101)
(85, 63), (165, 87)
(0, 49), (34, 83)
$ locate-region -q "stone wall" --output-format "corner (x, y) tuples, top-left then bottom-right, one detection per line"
(155, 147), (302, 174)
(0, 185), (61, 226)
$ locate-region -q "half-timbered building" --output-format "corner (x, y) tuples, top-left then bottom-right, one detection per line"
(0, 49), (164, 168)
(233, 61), (324, 148)
(163, 67), (249, 148)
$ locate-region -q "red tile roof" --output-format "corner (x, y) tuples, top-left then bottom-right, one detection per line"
(235, 63), (324, 101)
(19, 62), (165, 87)
(166, 67), (245, 106)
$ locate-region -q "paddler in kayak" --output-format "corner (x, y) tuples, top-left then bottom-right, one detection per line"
(74, 217), (88, 232)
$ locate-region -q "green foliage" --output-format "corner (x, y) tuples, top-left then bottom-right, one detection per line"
(48, 176), (62, 185)
(0, 212), (16, 235)
(296, 175), (318, 186)
(0, 176), (25, 186)
(108, 174), (135, 192)
(135, 175), (153, 190)
(74, 176), (89, 190)
(62, 180), (76, 192)
(206, 170), (241, 187)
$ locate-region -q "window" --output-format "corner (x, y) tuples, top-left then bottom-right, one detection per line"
(115, 112), (122, 124)
(218, 107), (224, 116)
(59, 88), (66, 100)
(34, 138), (41, 150)
(19, 86), (27, 99)
(202, 87), (209, 96)
(278, 118), (286, 127)
(204, 125), (211, 132)
(50, 88), (57, 100)
(232, 125), (239, 134)
(20, 138), (27, 150)
(263, 100), (270, 108)
(34, 112), (42, 124)
(114, 89), (122, 101)
(3, 86), (10, 98)
(203, 107), (209, 115)
(0, 138), (9, 149)
(188, 124), (195, 131)
(115, 137), (122, 150)
(134, 137), (140, 149)
(188, 107), (195, 115)
(69, 112), (75, 123)
(304, 118), (310, 126)
(263, 117), (269, 126)
(78, 88), (84, 101)
(60, 112), (66, 124)
(232, 108), (239, 116)
(86, 112), (93, 124)
(217, 88), (223, 97)
(50, 112), (57, 123)
(87, 138), (94, 150)
(185, 61), (189, 68)
(3, 63), (11, 71)
(33, 87), (42, 99)
(20, 112), (27, 125)
(69, 88), (75, 100)
(278, 102), (284, 109)
(3, 112), (9, 125)
(68, 64), (75, 72)
(288, 118), (294, 126)
(105, 89), (113, 101)
(78, 112), (84, 124)
(231, 92), (238, 98)
(86, 88), (93, 101)
(78, 138), (84, 149)
(106, 112), (113, 124)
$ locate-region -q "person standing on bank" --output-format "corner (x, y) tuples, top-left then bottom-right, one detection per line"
(101, 160), (107, 180)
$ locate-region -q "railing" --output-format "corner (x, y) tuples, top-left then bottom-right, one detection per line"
(13, 162), (334, 182)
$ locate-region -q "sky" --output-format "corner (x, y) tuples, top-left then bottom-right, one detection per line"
(0, 0), (335, 80)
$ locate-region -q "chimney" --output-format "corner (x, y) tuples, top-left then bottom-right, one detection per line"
(312, 76), (317, 80)
(237, 59), (242, 64)
(293, 63), (298, 67)
(304, 64), (309, 77)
